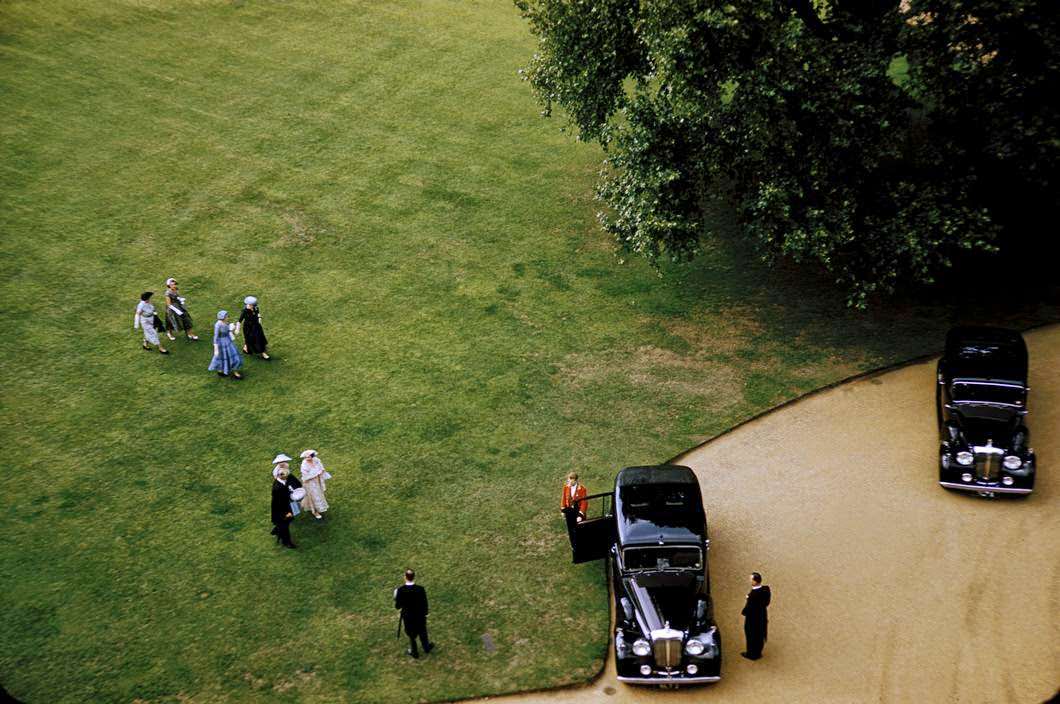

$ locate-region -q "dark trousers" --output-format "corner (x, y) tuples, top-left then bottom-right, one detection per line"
(272, 520), (294, 546)
(744, 621), (765, 658)
(562, 507), (580, 549)
(407, 624), (431, 656)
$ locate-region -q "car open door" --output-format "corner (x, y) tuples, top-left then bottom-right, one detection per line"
(572, 492), (615, 563)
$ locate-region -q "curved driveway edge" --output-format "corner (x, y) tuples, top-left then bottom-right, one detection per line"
(469, 323), (1059, 704)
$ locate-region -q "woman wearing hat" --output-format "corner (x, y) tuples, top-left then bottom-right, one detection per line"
(271, 454), (302, 548)
(238, 295), (269, 360)
(208, 310), (243, 379)
(163, 278), (198, 341)
(133, 291), (169, 354)
(299, 450), (330, 520)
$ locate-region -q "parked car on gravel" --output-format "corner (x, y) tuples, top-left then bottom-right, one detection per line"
(937, 326), (1036, 496)
(571, 465), (722, 684)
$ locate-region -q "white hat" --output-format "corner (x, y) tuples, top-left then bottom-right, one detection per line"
(272, 453), (292, 464)
(299, 449), (317, 459)
(165, 277), (176, 286)
(244, 295), (258, 306)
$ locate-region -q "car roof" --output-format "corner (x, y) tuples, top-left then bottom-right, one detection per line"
(944, 326), (1028, 383)
(616, 465), (699, 487)
(614, 465), (706, 547)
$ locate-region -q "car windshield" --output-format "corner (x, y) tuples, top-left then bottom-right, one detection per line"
(624, 546), (702, 571)
(952, 382), (1024, 405)
(620, 485), (696, 515)
(956, 343), (1020, 364)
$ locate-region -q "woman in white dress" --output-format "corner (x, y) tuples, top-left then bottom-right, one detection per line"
(133, 291), (169, 354)
(299, 449), (330, 519)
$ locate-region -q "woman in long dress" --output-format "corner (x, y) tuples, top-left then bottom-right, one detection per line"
(208, 310), (243, 379)
(163, 277), (198, 341)
(238, 295), (269, 359)
(133, 291), (169, 354)
(299, 449), (330, 519)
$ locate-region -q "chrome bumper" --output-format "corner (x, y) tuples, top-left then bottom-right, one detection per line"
(939, 481), (1032, 494)
(617, 675), (721, 685)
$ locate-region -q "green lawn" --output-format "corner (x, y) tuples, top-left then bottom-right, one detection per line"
(0, 2), (1056, 703)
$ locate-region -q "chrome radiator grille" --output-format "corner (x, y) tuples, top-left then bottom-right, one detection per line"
(650, 627), (683, 669)
(974, 446), (1002, 482)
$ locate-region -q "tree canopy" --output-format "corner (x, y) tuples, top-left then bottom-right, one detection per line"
(516, 0), (1058, 305)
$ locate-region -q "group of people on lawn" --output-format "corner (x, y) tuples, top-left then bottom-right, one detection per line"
(269, 450), (434, 659)
(270, 450), (331, 548)
(133, 278), (269, 379)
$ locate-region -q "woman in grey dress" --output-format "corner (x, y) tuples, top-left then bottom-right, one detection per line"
(163, 278), (198, 341)
(133, 291), (169, 354)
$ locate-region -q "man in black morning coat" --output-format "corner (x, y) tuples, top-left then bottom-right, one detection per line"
(394, 569), (433, 658)
(741, 571), (772, 660)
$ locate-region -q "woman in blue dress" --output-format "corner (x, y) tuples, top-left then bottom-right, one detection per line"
(208, 310), (244, 379)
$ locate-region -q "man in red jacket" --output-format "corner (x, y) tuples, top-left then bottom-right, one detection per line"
(560, 472), (589, 550)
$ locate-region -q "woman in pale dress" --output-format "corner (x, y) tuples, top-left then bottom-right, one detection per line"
(299, 449), (330, 519)
(133, 291), (169, 354)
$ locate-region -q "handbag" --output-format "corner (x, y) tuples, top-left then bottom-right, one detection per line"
(152, 314), (165, 331)
(289, 486), (305, 517)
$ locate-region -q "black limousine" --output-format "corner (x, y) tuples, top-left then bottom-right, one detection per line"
(571, 465), (721, 684)
(937, 326), (1036, 496)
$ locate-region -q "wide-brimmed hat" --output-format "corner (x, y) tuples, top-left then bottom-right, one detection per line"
(299, 449), (317, 459)
(272, 453), (292, 464)
(244, 295), (258, 306)
(165, 278), (176, 286)
(217, 310), (228, 320)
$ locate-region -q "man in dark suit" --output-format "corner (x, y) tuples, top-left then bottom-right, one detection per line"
(394, 569), (433, 658)
(271, 462), (299, 549)
(741, 571), (771, 660)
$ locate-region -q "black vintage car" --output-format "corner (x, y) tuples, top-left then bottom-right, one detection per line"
(937, 326), (1036, 496)
(572, 465), (721, 684)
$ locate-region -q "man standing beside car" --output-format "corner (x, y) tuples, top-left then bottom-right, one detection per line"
(560, 472), (588, 552)
(741, 572), (771, 660)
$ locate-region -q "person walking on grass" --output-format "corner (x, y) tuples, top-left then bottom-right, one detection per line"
(133, 291), (169, 354)
(741, 571), (772, 660)
(208, 310), (243, 379)
(163, 277), (198, 341)
(299, 449), (330, 520)
(238, 295), (269, 359)
(271, 455), (300, 549)
(394, 569), (433, 659)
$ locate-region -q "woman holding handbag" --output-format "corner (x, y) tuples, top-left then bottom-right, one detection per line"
(299, 449), (330, 519)
(133, 291), (169, 354)
(208, 310), (243, 379)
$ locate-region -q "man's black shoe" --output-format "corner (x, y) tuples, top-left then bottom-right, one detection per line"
(424, 643), (434, 654)
(740, 652), (760, 660)
(284, 543), (298, 549)
(407, 648), (419, 659)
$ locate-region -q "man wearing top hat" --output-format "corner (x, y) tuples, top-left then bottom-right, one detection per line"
(270, 453), (301, 549)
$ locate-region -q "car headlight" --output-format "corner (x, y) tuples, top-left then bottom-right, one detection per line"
(1003, 455), (1022, 470)
(632, 639), (651, 657)
(685, 639), (705, 656)
(956, 451), (974, 466)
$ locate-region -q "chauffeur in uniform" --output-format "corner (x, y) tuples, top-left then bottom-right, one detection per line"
(394, 569), (433, 658)
(560, 472), (589, 551)
(741, 571), (771, 660)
